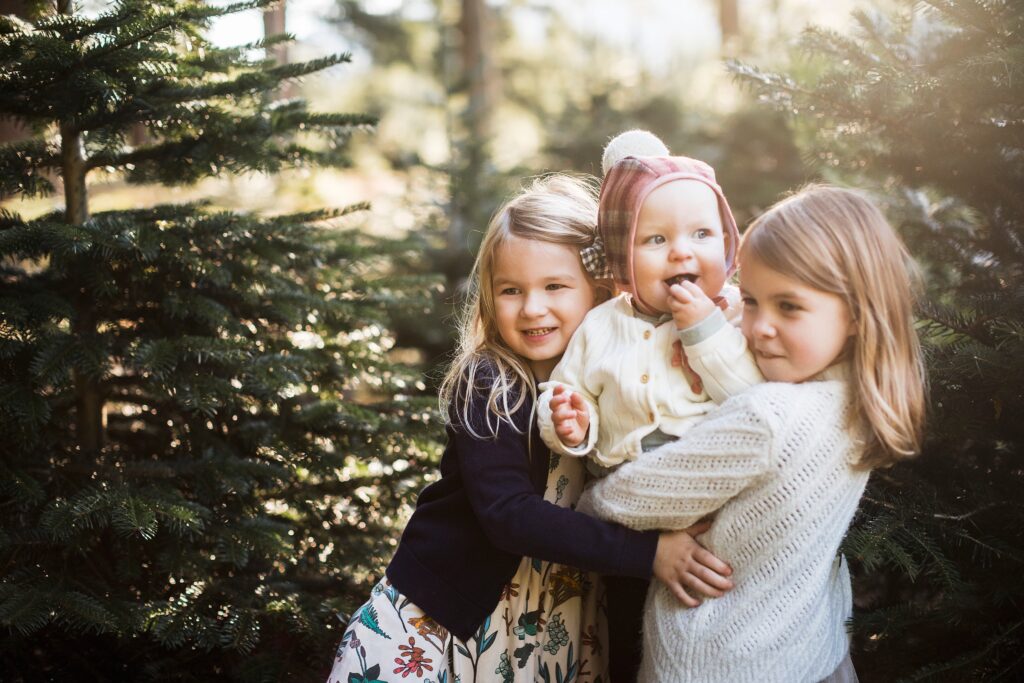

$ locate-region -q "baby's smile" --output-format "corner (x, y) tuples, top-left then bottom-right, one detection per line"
(664, 273), (698, 287)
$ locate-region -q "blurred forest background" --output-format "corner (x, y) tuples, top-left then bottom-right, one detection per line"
(1, 0), (1021, 681)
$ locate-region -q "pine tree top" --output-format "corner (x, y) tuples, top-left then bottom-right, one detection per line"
(0, 0), (375, 198)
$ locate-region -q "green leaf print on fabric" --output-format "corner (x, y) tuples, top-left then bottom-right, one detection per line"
(538, 642), (579, 683)
(347, 651), (386, 683)
(559, 642), (579, 683)
(456, 614), (497, 679)
(474, 615), (497, 658)
(513, 608), (543, 640)
(355, 605), (390, 640)
(348, 664), (384, 683)
(548, 453), (561, 473)
(383, 582), (411, 633)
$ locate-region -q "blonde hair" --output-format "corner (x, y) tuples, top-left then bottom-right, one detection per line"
(439, 174), (608, 438)
(741, 184), (927, 469)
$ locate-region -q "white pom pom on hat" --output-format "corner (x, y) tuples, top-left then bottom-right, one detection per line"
(601, 129), (670, 175)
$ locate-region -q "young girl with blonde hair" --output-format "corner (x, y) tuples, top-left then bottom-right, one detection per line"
(325, 174), (732, 683)
(580, 184), (927, 682)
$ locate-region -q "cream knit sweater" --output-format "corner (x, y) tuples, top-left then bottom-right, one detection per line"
(579, 369), (867, 683)
(536, 293), (763, 468)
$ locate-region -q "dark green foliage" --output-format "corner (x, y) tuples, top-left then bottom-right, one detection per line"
(733, 1), (1024, 680)
(1, 1), (439, 680)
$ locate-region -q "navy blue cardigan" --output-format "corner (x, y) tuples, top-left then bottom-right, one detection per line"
(386, 373), (659, 641)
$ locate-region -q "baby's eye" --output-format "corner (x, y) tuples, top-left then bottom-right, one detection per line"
(779, 301), (801, 312)
(499, 287), (520, 296)
(741, 297), (757, 307)
(694, 228), (711, 239)
(545, 283), (567, 291)
(643, 234), (666, 245)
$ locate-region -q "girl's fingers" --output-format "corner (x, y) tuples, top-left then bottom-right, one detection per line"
(693, 548), (733, 576)
(669, 581), (701, 608)
(681, 574), (725, 598)
(691, 564), (734, 592)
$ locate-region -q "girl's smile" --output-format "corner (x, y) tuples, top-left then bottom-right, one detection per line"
(491, 236), (597, 381)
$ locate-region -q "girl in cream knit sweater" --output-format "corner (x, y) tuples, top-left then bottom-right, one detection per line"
(580, 185), (928, 682)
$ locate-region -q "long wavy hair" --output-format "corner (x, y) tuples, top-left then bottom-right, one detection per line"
(439, 174), (610, 438)
(741, 184), (927, 468)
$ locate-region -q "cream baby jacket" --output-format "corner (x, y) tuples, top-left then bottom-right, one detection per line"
(579, 370), (867, 682)
(537, 293), (762, 468)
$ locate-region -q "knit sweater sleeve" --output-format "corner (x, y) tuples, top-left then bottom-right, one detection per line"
(579, 392), (773, 530)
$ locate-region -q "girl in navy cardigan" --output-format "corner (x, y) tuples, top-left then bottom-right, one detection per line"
(326, 175), (733, 683)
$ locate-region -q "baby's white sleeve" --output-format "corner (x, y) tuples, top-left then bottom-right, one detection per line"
(536, 320), (600, 457)
(579, 394), (772, 530)
(682, 313), (763, 404)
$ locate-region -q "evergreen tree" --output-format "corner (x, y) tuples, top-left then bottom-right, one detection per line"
(733, 1), (1024, 680)
(0, 1), (439, 679)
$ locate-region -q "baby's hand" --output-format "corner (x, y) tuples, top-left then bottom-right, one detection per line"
(669, 281), (717, 331)
(549, 384), (589, 448)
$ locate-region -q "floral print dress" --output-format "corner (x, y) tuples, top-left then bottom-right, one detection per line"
(326, 452), (608, 683)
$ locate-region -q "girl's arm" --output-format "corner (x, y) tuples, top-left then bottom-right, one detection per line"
(455, 419), (734, 601)
(453, 409), (655, 578)
(579, 392), (773, 530)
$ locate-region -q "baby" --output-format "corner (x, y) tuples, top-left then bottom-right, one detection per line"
(537, 130), (762, 470)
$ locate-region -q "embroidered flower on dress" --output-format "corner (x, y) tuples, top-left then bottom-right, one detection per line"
(393, 636), (434, 678)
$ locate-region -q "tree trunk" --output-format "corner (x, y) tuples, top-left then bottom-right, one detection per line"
(57, 1), (104, 451)
(459, 0), (495, 144)
(719, 0), (740, 49)
(447, 0), (496, 253)
(263, 2), (296, 99)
